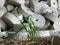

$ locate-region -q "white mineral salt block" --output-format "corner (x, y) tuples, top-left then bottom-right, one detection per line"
(49, 30), (60, 36)
(0, 19), (7, 30)
(57, 6), (60, 14)
(58, 0), (60, 6)
(53, 31), (60, 37)
(8, 0), (25, 5)
(7, 4), (14, 11)
(15, 31), (27, 40)
(29, 0), (47, 8)
(13, 0), (25, 5)
(50, 0), (58, 9)
(29, 0), (39, 2)
(57, 5), (60, 15)
(57, 0), (60, 14)
(0, 22), (7, 38)
(29, 0), (49, 14)
(0, 31), (8, 38)
(40, 20), (51, 30)
(44, 7), (59, 22)
(50, 30), (60, 37)
(49, 30), (55, 35)
(34, 1), (49, 14)
(29, 0), (37, 9)
(36, 31), (50, 37)
(0, 0), (5, 6)
(18, 5), (34, 17)
(29, 14), (46, 29)
(45, 14), (59, 22)
(0, 6), (7, 18)
(25, 0), (29, 6)
(53, 21), (60, 31)
(45, 7), (59, 17)
(15, 14), (23, 22)
(2, 12), (21, 27)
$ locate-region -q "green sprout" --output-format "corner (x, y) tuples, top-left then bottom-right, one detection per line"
(22, 16), (37, 40)
(28, 18), (37, 40)
(11, 9), (37, 40)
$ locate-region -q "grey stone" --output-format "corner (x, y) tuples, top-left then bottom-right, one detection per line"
(0, 0), (5, 6)
(18, 5), (34, 17)
(2, 12), (21, 28)
(0, 19), (7, 30)
(0, 6), (7, 18)
(7, 4), (14, 11)
(7, 0), (25, 6)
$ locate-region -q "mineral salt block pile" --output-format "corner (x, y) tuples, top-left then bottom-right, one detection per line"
(0, 0), (60, 40)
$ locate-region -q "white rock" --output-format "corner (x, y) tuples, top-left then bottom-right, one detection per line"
(0, 6), (7, 18)
(0, 0), (5, 6)
(0, 24), (7, 38)
(53, 17), (60, 32)
(7, 4), (14, 11)
(53, 31), (60, 37)
(30, 0), (39, 2)
(43, 30), (60, 37)
(25, 0), (29, 6)
(44, 7), (59, 22)
(29, 14), (46, 29)
(36, 31), (50, 37)
(50, 30), (60, 37)
(50, 0), (58, 9)
(15, 14), (23, 22)
(0, 31), (8, 38)
(29, 0), (37, 9)
(18, 5), (34, 17)
(35, 1), (49, 14)
(2, 12), (21, 27)
(53, 21), (60, 31)
(15, 31), (27, 40)
(58, 0), (60, 6)
(29, 0), (48, 14)
(50, 27), (60, 37)
(8, 0), (25, 5)
(57, 6), (60, 14)
(45, 14), (59, 23)
(49, 30), (55, 35)
(29, 0), (44, 8)
(45, 7), (58, 16)
(0, 19), (7, 30)
(40, 20), (51, 30)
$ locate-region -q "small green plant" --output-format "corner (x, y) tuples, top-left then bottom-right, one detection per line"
(28, 19), (37, 40)
(11, 9), (37, 40)
(22, 16), (37, 40)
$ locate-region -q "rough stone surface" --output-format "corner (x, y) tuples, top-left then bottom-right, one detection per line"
(2, 12), (21, 27)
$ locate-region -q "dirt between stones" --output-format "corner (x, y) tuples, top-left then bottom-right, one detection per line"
(0, 36), (54, 45)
